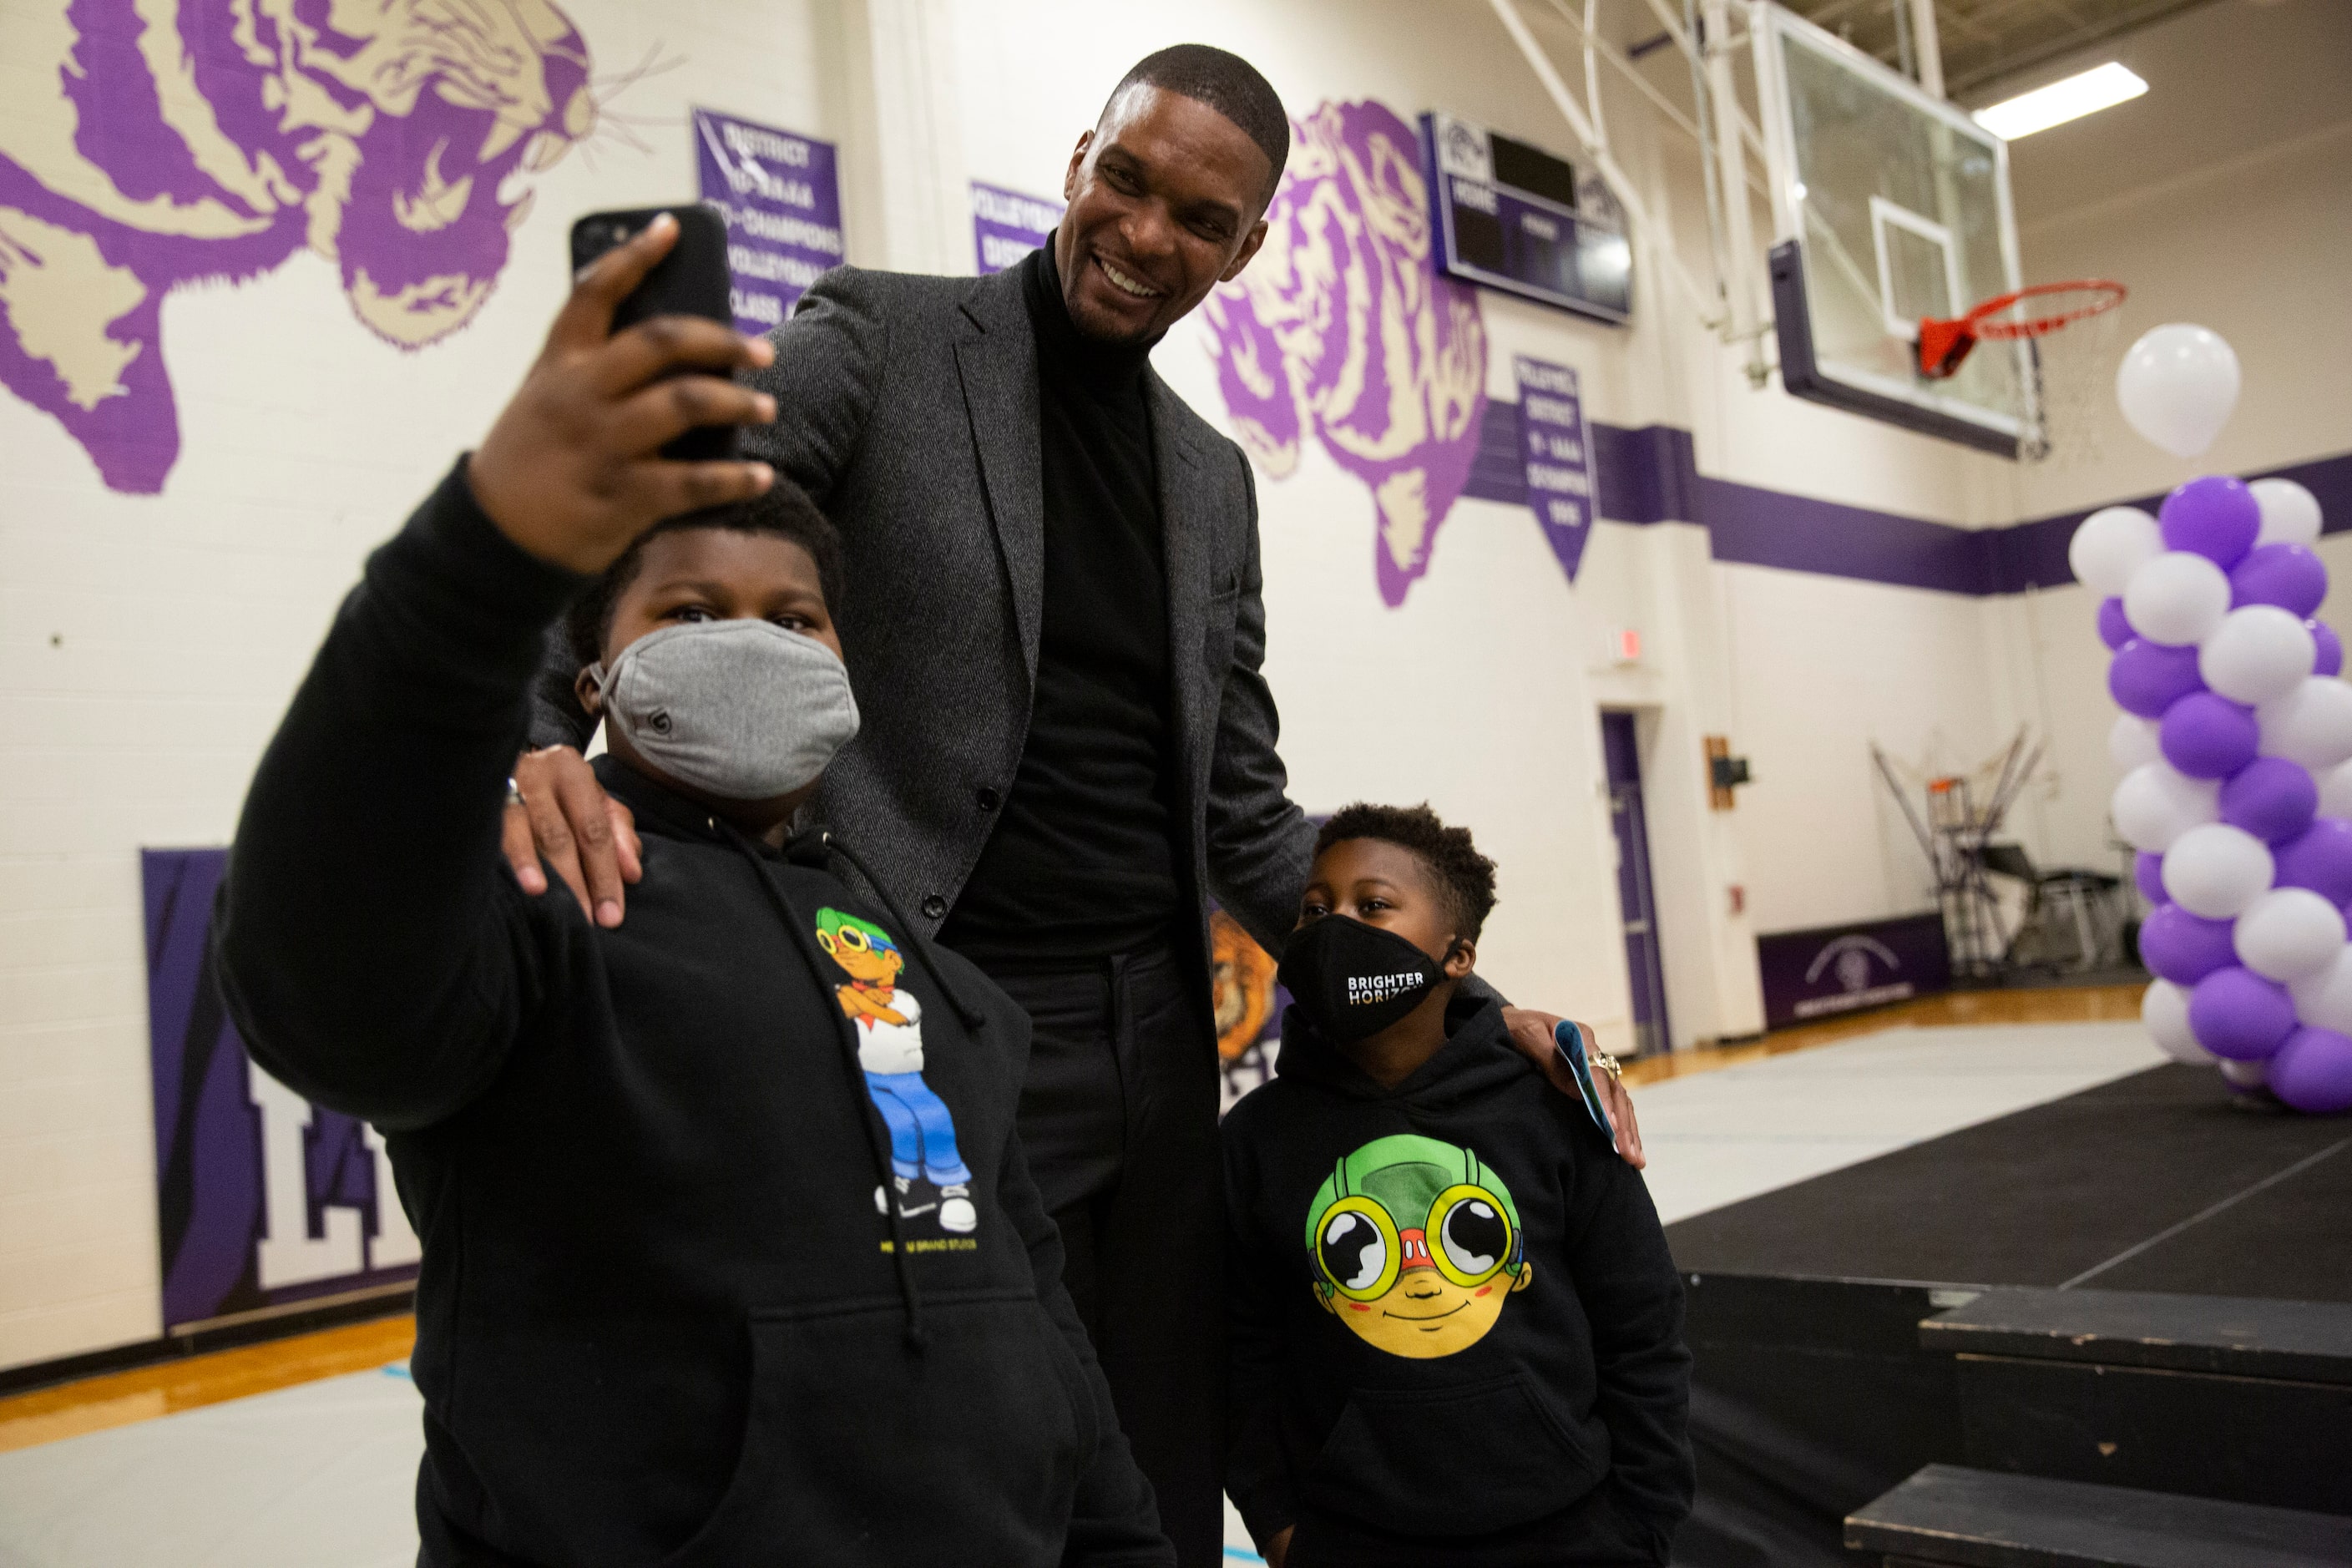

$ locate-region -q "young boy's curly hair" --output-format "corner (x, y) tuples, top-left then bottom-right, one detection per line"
(1315, 802), (1499, 943)
(564, 479), (846, 668)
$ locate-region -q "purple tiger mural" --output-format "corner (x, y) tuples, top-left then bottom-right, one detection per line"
(1201, 99), (1488, 608)
(0, 0), (594, 493)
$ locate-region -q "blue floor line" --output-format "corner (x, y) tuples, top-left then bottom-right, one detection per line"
(1223, 1549), (1263, 1563)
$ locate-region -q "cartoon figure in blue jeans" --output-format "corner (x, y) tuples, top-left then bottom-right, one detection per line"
(815, 908), (976, 1235)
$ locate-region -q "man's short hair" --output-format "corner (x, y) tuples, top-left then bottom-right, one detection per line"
(1315, 802), (1500, 943)
(564, 480), (845, 668)
(1108, 44), (1288, 197)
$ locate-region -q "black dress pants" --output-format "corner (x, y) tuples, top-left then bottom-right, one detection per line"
(980, 943), (1225, 1568)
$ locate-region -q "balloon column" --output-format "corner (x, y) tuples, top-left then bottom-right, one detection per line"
(2077, 324), (2352, 1112)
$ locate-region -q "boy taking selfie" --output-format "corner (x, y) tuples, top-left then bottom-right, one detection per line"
(215, 215), (1171, 1567)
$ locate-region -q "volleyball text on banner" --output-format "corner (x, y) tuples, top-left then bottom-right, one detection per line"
(691, 108), (844, 334)
(1515, 356), (1599, 583)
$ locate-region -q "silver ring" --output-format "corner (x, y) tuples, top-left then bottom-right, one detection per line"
(505, 777), (525, 808)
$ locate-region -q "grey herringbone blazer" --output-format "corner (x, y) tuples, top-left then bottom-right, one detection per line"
(532, 263), (1314, 961)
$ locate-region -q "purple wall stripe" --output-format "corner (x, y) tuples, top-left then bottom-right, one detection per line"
(1697, 474), (1997, 594)
(1462, 399), (2352, 599)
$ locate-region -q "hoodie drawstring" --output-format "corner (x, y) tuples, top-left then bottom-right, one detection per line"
(720, 822), (929, 1351)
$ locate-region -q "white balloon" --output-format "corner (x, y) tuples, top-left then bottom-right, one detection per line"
(2251, 478), (2323, 548)
(2124, 551), (2233, 646)
(2258, 678), (2352, 769)
(2289, 945), (2352, 1033)
(2142, 979), (2211, 1065)
(2218, 1057), (2269, 1088)
(2116, 323), (2241, 458)
(2162, 822), (2276, 918)
(2112, 763), (2218, 852)
(2067, 506), (2163, 597)
(2109, 714), (2163, 774)
(2233, 887), (2347, 980)
(2198, 605), (2316, 704)
(2319, 761), (2352, 820)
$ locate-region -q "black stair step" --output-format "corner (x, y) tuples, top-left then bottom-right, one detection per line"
(1845, 1464), (2352, 1568)
(1920, 1287), (2352, 1385)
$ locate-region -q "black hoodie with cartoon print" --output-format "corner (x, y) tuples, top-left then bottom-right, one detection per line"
(214, 464), (1171, 1567)
(1222, 993), (1692, 1566)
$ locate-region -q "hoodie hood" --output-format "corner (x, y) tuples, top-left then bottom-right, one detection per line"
(1274, 989), (1534, 1108)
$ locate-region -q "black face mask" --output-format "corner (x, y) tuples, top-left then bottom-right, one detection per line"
(1277, 915), (1446, 1044)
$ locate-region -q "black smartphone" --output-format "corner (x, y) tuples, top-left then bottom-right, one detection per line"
(568, 205), (738, 463)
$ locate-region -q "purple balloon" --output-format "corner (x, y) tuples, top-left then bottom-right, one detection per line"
(2273, 817), (2352, 904)
(2229, 543), (2328, 617)
(2160, 475), (2262, 569)
(2158, 692), (2259, 778)
(2188, 966), (2299, 1060)
(2109, 639), (2206, 718)
(2135, 852), (2167, 903)
(2219, 756), (2319, 843)
(2270, 1027), (2352, 1113)
(2137, 903), (2241, 984)
(2097, 596), (2132, 650)
(2310, 620), (2343, 678)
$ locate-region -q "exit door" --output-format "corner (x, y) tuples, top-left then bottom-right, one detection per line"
(1601, 712), (1671, 1056)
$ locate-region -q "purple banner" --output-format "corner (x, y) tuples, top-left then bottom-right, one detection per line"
(1515, 357), (1598, 582)
(1755, 912), (1952, 1030)
(692, 109), (844, 335)
(144, 850), (418, 1333)
(973, 183), (1063, 276)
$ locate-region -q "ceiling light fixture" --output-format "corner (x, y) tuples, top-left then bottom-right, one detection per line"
(1973, 62), (2148, 140)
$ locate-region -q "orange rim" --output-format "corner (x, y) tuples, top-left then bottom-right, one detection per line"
(1957, 278), (2127, 340)
(1915, 279), (2125, 379)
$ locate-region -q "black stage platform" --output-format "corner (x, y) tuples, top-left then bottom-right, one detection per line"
(1661, 1064), (2352, 1566)
(1668, 1063), (2352, 1302)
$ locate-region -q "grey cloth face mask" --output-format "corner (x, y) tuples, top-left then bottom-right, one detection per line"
(587, 620), (860, 800)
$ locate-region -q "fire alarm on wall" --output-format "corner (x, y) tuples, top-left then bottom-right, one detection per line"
(1613, 629), (1642, 664)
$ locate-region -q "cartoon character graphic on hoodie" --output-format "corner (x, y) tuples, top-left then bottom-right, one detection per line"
(815, 908), (976, 1234)
(1307, 1133), (1530, 1358)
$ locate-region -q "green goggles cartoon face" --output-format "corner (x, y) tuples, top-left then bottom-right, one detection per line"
(1307, 1134), (1525, 1302)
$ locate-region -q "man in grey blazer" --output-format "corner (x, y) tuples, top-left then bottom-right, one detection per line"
(511, 46), (1641, 1565)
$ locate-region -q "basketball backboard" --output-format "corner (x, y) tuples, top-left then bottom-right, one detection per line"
(1753, 3), (2031, 457)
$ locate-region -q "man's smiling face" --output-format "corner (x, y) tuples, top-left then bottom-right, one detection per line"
(1055, 83), (1274, 344)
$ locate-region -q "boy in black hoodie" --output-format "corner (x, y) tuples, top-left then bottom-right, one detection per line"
(215, 215), (1171, 1567)
(1222, 805), (1692, 1567)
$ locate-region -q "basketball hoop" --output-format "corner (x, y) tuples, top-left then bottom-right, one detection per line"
(1915, 280), (2127, 380)
(1915, 279), (2127, 463)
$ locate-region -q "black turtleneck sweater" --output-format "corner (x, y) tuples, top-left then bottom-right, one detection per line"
(940, 242), (1182, 963)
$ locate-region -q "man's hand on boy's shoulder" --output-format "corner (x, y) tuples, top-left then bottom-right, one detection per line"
(505, 746), (642, 927)
(1500, 1008), (1646, 1170)
(468, 210), (781, 576)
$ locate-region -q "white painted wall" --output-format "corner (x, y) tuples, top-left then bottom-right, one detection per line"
(0, 0), (832, 1373)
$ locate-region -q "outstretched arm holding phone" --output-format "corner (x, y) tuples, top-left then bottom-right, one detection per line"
(218, 215), (780, 1118)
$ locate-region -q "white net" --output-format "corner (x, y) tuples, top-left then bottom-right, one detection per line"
(2013, 288), (2128, 466)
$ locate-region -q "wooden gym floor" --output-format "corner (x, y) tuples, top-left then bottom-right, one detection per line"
(0, 982), (2147, 1456)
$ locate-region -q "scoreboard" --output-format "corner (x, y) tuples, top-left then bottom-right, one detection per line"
(1423, 111), (1631, 324)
